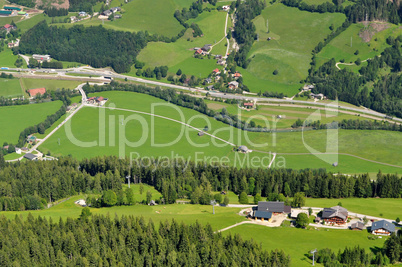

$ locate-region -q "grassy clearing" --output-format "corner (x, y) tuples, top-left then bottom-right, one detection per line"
(241, 4), (345, 95)
(205, 100), (379, 129)
(21, 78), (82, 91)
(0, 101), (63, 144)
(225, 224), (386, 267)
(0, 194), (245, 231)
(304, 198), (402, 219)
(136, 10), (228, 77)
(316, 22), (402, 68)
(0, 45), (25, 68)
(0, 78), (23, 98)
(38, 91), (402, 174)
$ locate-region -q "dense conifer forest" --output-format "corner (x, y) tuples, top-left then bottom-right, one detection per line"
(17, 21), (148, 73)
(0, 214), (291, 266)
(0, 155), (400, 211)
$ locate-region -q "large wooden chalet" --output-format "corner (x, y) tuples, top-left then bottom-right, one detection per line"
(322, 206), (348, 224)
(371, 220), (396, 236)
(252, 201), (291, 221)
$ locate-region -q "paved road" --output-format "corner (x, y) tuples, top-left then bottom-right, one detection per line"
(4, 67), (400, 123)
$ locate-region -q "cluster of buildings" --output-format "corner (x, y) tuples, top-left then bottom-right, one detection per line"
(194, 44), (212, 56)
(32, 54), (51, 63)
(101, 7), (122, 18)
(0, 6), (23, 17)
(86, 96), (107, 106)
(250, 202), (397, 236)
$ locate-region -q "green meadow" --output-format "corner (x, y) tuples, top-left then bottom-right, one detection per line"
(21, 78), (82, 91)
(304, 198), (402, 219)
(225, 224), (386, 267)
(38, 91), (402, 174)
(136, 9), (228, 77)
(0, 78), (23, 98)
(0, 100), (63, 144)
(316, 22), (402, 67)
(240, 4), (345, 96)
(0, 45), (25, 68)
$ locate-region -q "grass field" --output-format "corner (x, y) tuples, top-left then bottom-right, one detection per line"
(136, 9), (228, 78)
(240, 4), (345, 96)
(21, 78), (82, 91)
(205, 100), (380, 129)
(38, 91), (402, 174)
(316, 22), (402, 68)
(0, 45), (25, 68)
(0, 193), (245, 232)
(304, 198), (402, 219)
(225, 224), (386, 266)
(0, 101), (63, 144)
(0, 78), (23, 98)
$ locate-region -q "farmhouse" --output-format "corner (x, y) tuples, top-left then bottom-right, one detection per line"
(254, 201), (291, 216)
(350, 221), (364, 231)
(24, 153), (38, 161)
(253, 211), (272, 222)
(238, 145), (252, 153)
(222, 5), (230, 11)
(87, 96), (108, 106)
(27, 87), (46, 97)
(0, 10), (12, 16)
(32, 54), (51, 62)
(233, 72), (242, 78)
(204, 77), (212, 84)
(322, 206), (348, 224)
(78, 11), (87, 17)
(243, 102), (254, 108)
(201, 44), (211, 52)
(228, 81), (239, 89)
(212, 68), (220, 75)
(110, 7), (121, 13)
(217, 59), (225, 65)
(4, 6), (21, 11)
(7, 39), (19, 48)
(2, 24), (16, 33)
(195, 49), (204, 55)
(102, 10), (112, 16)
(371, 220), (396, 236)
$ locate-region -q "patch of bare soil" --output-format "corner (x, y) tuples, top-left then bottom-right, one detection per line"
(359, 22), (390, 42)
(35, 0), (69, 9)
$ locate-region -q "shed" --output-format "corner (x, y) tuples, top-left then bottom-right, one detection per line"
(238, 145), (251, 153)
(24, 153), (38, 161)
(198, 131), (204, 136)
(350, 221), (364, 230)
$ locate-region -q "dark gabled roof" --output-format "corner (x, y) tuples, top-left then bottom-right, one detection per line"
(254, 211), (272, 219)
(24, 153), (37, 160)
(351, 221), (364, 230)
(371, 220), (396, 233)
(258, 201), (287, 213)
(322, 206), (348, 220)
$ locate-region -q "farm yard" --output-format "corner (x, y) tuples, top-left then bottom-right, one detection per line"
(38, 91), (402, 174)
(240, 3), (345, 96)
(0, 100), (63, 144)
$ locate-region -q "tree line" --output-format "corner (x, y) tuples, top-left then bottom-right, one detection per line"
(316, 231), (402, 266)
(18, 21), (148, 73)
(68, 0), (100, 12)
(43, 7), (69, 17)
(291, 118), (402, 132)
(0, 214), (290, 266)
(7, 0), (35, 8)
(0, 155), (400, 211)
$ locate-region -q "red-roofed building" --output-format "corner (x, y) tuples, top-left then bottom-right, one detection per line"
(195, 49), (203, 55)
(3, 24), (16, 33)
(244, 102), (254, 108)
(28, 88), (46, 97)
(233, 72), (242, 78)
(212, 68), (220, 74)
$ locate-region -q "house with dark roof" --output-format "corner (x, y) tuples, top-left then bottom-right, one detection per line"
(201, 44), (211, 52)
(238, 145), (251, 153)
(350, 221), (364, 231)
(255, 201), (291, 215)
(254, 211), (272, 222)
(322, 206), (348, 224)
(24, 153), (38, 161)
(371, 220), (396, 236)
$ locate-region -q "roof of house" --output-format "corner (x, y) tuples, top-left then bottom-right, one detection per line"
(244, 102), (253, 106)
(213, 68), (220, 73)
(257, 201), (291, 213)
(229, 81), (239, 86)
(198, 131), (204, 136)
(350, 221), (365, 230)
(239, 145), (249, 151)
(28, 88), (46, 97)
(322, 206), (348, 220)
(3, 24), (14, 28)
(371, 220), (396, 233)
(254, 210), (272, 219)
(0, 10), (12, 15)
(24, 153), (37, 160)
(4, 6), (21, 10)
(234, 72), (241, 77)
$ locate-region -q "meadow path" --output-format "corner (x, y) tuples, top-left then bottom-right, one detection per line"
(90, 105), (237, 147)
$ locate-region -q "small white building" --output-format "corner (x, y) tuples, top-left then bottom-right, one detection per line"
(15, 147), (21, 154)
(75, 199), (86, 206)
(32, 54), (51, 62)
(238, 145), (252, 153)
(222, 5), (230, 11)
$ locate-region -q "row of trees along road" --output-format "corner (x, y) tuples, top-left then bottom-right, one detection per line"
(0, 155), (400, 211)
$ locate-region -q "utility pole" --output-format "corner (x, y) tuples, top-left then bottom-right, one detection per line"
(310, 249), (317, 266)
(126, 174), (131, 188)
(210, 200), (216, 214)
